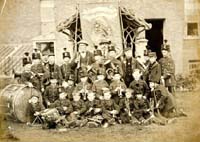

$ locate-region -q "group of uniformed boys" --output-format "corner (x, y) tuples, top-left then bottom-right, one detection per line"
(21, 39), (186, 129)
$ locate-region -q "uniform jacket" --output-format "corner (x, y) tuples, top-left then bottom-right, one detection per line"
(71, 100), (87, 115)
(47, 64), (62, 84)
(151, 85), (176, 112)
(129, 80), (149, 97)
(44, 85), (60, 104)
(159, 57), (176, 86)
(148, 61), (161, 83)
(50, 99), (73, 115)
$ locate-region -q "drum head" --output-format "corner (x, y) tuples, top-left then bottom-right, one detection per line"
(13, 86), (42, 122)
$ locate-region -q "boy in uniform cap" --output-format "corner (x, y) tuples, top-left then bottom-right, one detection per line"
(22, 52), (32, 67)
(129, 69), (150, 99)
(44, 79), (60, 108)
(149, 81), (186, 119)
(122, 47), (136, 86)
(118, 88), (138, 124)
(60, 74), (75, 101)
(92, 69), (109, 100)
(85, 91), (103, 128)
(85, 91), (102, 116)
(73, 70), (92, 101)
(28, 95), (45, 122)
(159, 44), (176, 94)
(101, 88), (120, 128)
(109, 69), (127, 104)
(67, 93), (88, 128)
(50, 92), (73, 116)
(129, 69), (150, 123)
(147, 52), (161, 84)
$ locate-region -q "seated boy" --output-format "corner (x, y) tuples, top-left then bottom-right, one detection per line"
(73, 71), (92, 101)
(44, 79), (60, 108)
(118, 88), (135, 124)
(67, 93), (88, 128)
(110, 70), (127, 104)
(50, 92), (73, 116)
(101, 88), (120, 128)
(129, 69), (149, 98)
(85, 91), (103, 127)
(149, 81), (187, 119)
(92, 69), (109, 100)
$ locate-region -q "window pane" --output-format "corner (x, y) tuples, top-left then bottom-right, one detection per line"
(187, 23), (199, 36)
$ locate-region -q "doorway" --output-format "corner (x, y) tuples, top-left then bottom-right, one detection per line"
(145, 19), (165, 60)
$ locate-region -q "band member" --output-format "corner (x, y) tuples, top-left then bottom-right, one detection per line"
(129, 69), (149, 98)
(159, 45), (176, 94)
(60, 51), (75, 82)
(147, 52), (161, 84)
(47, 53), (62, 85)
(73, 71), (92, 101)
(21, 63), (34, 86)
(149, 81), (186, 118)
(110, 69), (127, 104)
(41, 51), (49, 69)
(50, 92), (73, 116)
(85, 91), (102, 117)
(31, 53), (49, 91)
(44, 79), (60, 108)
(60, 74), (75, 101)
(87, 49), (105, 83)
(68, 93), (88, 128)
(118, 88), (135, 124)
(122, 47), (136, 86)
(91, 49), (105, 74)
(92, 69), (109, 100)
(74, 40), (95, 82)
(22, 52), (32, 67)
(105, 45), (123, 83)
(101, 88), (120, 128)
(98, 39), (111, 58)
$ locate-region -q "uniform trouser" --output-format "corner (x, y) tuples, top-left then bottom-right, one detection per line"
(119, 112), (131, 123)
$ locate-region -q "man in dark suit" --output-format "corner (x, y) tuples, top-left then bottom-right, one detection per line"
(159, 45), (176, 94)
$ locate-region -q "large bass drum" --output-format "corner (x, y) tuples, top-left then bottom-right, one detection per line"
(0, 84), (42, 123)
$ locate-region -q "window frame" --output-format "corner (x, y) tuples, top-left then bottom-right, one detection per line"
(185, 21), (200, 39)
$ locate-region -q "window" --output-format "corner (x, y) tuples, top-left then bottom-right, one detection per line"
(187, 22), (199, 37)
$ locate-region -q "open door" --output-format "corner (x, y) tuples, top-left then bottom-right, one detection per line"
(145, 19), (165, 60)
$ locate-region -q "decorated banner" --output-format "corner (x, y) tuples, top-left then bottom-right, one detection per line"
(79, 3), (123, 53)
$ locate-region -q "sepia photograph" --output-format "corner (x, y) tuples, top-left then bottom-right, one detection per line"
(0, 0), (200, 142)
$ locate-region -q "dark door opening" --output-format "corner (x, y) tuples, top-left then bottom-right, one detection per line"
(145, 19), (165, 60)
